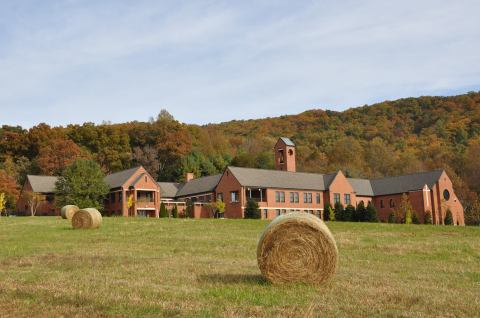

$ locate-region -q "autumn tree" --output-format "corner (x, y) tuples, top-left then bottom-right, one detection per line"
(36, 139), (85, 175)
(0, 170), (20, 210)
(0, 193), (6, 216)
(23, 191), (45, 216)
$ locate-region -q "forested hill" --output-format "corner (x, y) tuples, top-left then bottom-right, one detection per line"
(1, 92), (479, 214)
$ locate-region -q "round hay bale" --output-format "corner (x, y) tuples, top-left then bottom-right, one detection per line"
(257, 212), (338, 284)
(61, 205), (79, 220)
(71, 208), (102, 229)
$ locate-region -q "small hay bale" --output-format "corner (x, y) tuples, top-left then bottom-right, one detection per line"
(257, 212), (338, 284)
(61, 205), (79, 220)
(71, 208), (102, 229)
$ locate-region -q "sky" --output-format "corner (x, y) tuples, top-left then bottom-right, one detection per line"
(1, 0), (479, 128)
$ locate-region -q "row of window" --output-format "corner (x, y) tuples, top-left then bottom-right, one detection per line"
(275, 191), (321, 204)
(269, 209), (322, 218)
(380, 199), (395, 209)
(333, 193), (351, 205)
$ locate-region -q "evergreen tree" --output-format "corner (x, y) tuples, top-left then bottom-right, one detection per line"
(55, 159), (109, 211)
(424, 211), (432, 224)
(354, 201), (366, 222)
(244, 199), (261, 219)
(323, 203), (331, 221)
(334, 202), (344, 221)
(171, 204), (178, 218)
(328, 205), (336, 221)
(366, 201), (378, 222)
(344, 205), (355, 221)
(444, 209), (453, 225)
(160, 202), (168, 218)
(412, 212), (420, 224)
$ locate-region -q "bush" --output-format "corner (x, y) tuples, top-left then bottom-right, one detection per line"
(353, 201), (366, 222)
(388, 212), (395, 223)
(160, 202), (169, 218)
(344, 205), (355, 221)
(171, 205), (178, 218)
(404, 209), (412, 224)
(334, 202), (344, 221)
(444, 209), (453, 225)
(244, 199), (261, 219)
(412, 212), (420, 224)
(366, 202), (378, 222)
(323, 203), (331, 221)
(328, 205), (335, 221)
(464, 201), (480, 226)
(424, 211), (432, 224)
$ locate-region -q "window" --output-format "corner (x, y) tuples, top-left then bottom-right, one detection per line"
(231, 191), (239, 203)
(278, 149), (285, 163)
(282, 209), (287, 215)
(276, 209), (281, 217)
(316, 193), (321, 204)
(304, 193), (312, 203)
(264, 209), (268, 219)
(110, 192), (115, 204)
(46, 194), (54, 203)
(290, 192), (299, 203)
(443, 189), (450, 201)
(275, 191), (285, 202)
(344, 194), (351, 205)
(217, 193), (223, 202)
(119, 192), (123, 203)
(334, 193), (340, 204)
(389, 199), (395, 208)
(380, 200), (384, 208)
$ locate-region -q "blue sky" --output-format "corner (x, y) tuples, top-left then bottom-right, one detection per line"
(1, 0), (479, 128)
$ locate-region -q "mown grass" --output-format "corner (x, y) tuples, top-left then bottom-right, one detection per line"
(0, 217), (478, 317)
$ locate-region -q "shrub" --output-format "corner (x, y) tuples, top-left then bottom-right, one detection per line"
(464, 201), (480, 226)
(412, 212), (420, 224)
(328, 205), (335, 221)
(424, 211), (432, 224)
(244, 199), (261, 219)
(171, 205), (178, 218)
(160, 202), (169, 218)
(444, 209), (453, 225)
(334, 202), (344, 221)
(344, 205), (355, 222)
(388, 212), (395, 223)
(404, 209), (412, 224)
(323, 203), (331, 221)
(353, 201), (366, 222)
(366, 202), (378, 222)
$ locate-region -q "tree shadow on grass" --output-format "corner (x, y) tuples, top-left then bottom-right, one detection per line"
(197, 273), (269, 285)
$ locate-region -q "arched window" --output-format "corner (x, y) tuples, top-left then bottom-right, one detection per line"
(389, 199), (395, 208)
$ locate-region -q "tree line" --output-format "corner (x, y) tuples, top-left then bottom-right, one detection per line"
(0, 92), (479, 225)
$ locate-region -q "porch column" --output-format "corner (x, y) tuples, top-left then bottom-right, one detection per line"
(134, 189), (137, 217)
(155, 191), (159, 218)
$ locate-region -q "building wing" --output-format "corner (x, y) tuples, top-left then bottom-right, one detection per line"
(175, 174), (222, 197)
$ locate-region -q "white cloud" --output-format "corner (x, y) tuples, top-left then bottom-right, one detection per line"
(0, 0), (479, 127)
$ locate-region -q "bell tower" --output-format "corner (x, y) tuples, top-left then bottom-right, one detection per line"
(274, 137), (296, 172)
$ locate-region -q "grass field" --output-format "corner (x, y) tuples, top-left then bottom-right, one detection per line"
(0, 217), (479, 317)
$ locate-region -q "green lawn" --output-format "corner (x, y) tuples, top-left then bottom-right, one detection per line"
(0, 217), (479, 317)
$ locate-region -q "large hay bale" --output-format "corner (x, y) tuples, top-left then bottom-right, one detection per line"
(71, 208), (102, 229)
(61, 205), (79, 220)
(257, 212), (338, 284)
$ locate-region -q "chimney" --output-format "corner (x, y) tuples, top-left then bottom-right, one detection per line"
(185, 172), (195, 182)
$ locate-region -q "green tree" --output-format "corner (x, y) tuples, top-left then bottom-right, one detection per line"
(334, 202), (344, 221)
(344, 205), (355, 222)
(399, 194), (414, 224)
(424, 211), (432, 224)
(54, 159), (109, 211)
(160, 202), (168, 218)
(444, 209), (453, 225)
(216, 200), (225, 218)
(412, 212), (420, 224)
(353, 201), (366, 222)
(388, 212), (396, 223)
(244, 199), (261, 219)
(328, 205), (336, 221)
(171, 204), (178, 218)
(366, 201), (378, 222)
(464, 201), (480, 226)
(323, 203), (332, 221)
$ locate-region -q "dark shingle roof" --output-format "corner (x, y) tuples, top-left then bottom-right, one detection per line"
(158, 182), (181, 198)
(370, 170), (444, 196)
(27, 175), (59, 193)
(228, 166), (327, 191)
(175, 174), (222, 197)
(104, 167), (141, 189)
(280, 137), (295, 147)
(348, 178), (374, 196)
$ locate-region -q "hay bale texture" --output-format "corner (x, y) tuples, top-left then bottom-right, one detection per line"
(61, 205), (79, 220)
(71, 208), (102, 229)
(257, 212), (338, 284)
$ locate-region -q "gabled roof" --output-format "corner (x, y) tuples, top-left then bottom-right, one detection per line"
(228, 166), (327, 191)
(158, 182), (182, 198)
(175, 174), (222, 197)
(348, 178), (374, 196)
(323, 171), (340, 188)
(27, 175), (59, 193)
(104, 166), (141, 189)
(370, 170), (444, 196)
(279, 137), (295, 147)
